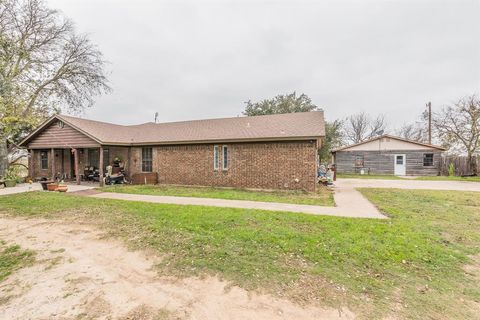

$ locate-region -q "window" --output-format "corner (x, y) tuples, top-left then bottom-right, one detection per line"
(354, 155), (364, 167)
(396, 155), (404, 165)
(40, 150), (48, 170)
(423, 153), (434, 167)
(213, 145), (220, 170)
(142, 147), (153, 172)
(88, 148), (99, 167)
(222, 145), (228, 170)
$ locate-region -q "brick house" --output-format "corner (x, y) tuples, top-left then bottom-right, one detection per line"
(19, 111), (325, 191)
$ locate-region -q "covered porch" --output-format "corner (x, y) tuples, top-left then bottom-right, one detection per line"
(28, 146), (130, 187)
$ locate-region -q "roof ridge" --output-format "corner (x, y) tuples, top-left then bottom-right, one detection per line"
(60, 110), (324, 127)
(58, 114), (128, 127)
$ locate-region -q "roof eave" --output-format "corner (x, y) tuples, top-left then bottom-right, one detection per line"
(101, 135), (324, 146)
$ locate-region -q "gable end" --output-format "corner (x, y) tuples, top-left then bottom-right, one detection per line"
(26, 119), (100, 149)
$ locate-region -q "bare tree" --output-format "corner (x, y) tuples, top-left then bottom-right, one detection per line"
(433, 95), (480, 175)
(0, 0), (110, 177)
(344, 112), (387, 144)
(396, 123), (425, 142)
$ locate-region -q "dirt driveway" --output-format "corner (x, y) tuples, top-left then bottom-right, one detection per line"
(0, 217), (354, 320)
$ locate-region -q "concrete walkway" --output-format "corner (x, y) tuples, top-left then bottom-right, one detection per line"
(90, 178), (479, 219)
(6, 178), (477, 219)
(0, 182), (96, 196)
(91, 191), (387, 219)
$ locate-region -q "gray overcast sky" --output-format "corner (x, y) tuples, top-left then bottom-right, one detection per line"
(49, 0), (479, 128)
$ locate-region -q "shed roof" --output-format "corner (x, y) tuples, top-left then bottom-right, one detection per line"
(332, 134), (446, 152)
(20, 111), (325, 147)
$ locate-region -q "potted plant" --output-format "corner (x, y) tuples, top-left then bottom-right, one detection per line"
(4, 179), (16, 188)
(57, 180), (68, 192)
(47, 183), (58, 191)
(4, 168), (18, 188)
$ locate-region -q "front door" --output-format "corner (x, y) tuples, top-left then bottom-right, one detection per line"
(394, 154), (406, 176)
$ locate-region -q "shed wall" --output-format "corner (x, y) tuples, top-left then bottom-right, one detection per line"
(334, 150), (442, 176)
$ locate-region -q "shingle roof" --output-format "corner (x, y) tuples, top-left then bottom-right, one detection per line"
(21, 111), (325, 146)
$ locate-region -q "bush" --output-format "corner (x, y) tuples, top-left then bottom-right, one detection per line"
(4, 166), (23, 182)
(448, 163), (455, 177)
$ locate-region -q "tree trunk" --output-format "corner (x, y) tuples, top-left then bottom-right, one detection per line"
(471, 154), (478, 176)
(0, 134), (8, 178)
(467, 153), (477, 176)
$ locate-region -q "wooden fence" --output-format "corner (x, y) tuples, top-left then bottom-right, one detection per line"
(439, 155), (479, 176)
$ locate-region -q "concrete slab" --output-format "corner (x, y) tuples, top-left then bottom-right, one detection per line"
(0, 182), (97, 196)
(91, 192), (387, 219)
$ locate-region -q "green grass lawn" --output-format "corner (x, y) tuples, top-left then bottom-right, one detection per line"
(415, 175), (480, 182)
(0, 240), (35, 283)
(0, 190), (479, 319)
(336, 173), (405, 180)
(98, 184), (335, 206)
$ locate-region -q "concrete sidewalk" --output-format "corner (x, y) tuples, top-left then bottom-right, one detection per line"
(0, 183), (96, 196)
(90, 191), (387, 219)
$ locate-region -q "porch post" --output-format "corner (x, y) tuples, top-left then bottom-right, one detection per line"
(99, 146), (104, 187)
(28, 149), (34, 179)
(127, 147), (131, 179)
(74, 148), (80, 185)
(51, 148), (56, 180)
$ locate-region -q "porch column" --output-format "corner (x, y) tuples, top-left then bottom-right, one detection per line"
(51, 148), (56, 180)
(28, 149), (34, 179)
(73, 148), (80, 185)
(99, 146), (104, 187)
(127, 147), (132, 179)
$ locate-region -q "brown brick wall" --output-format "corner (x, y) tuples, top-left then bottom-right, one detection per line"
(31, 149), (51, 179)
(130, 141), (318, 191)
(31, 148), (84, 180)
(107, 147), (129, 167)
(31, 141), (319, 191)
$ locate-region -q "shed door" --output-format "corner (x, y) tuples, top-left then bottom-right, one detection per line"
(394, 154), (406, 176)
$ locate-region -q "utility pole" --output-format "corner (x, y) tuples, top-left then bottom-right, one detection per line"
(426, 101), (432, 144)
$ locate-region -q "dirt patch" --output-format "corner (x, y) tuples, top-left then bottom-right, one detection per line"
(0, 217), (354, 320)
(463, 255), (480, 279)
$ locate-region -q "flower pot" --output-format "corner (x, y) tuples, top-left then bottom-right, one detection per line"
(4, 180), (16, 188)
(47, 183), (58, 191)
(57, 185), (68, 192)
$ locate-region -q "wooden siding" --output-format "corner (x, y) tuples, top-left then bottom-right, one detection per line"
(28, 120), (99, 149)
(335, 150), (442, 176)
(131, 172), (159, 184)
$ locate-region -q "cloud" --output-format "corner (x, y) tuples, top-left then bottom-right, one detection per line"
(50, 0), (480, 128)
